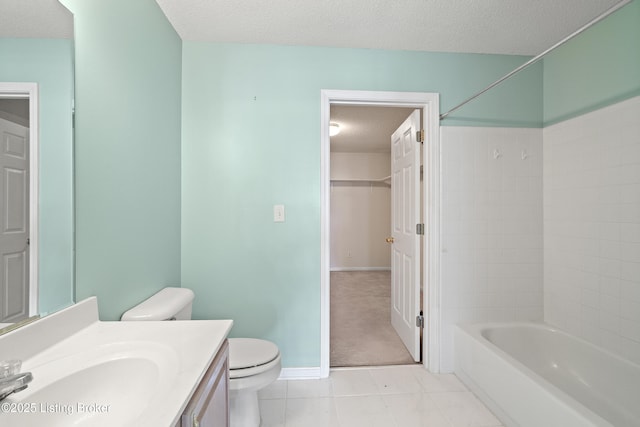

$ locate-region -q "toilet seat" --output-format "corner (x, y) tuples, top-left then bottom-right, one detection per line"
(229, 338), (280, 379)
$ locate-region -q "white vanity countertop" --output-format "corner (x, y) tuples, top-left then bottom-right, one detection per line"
(0, 297), (233, 427)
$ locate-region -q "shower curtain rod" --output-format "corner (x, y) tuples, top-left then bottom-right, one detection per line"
(439, 0), (632, 121)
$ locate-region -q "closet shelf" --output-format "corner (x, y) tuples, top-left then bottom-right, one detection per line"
(330, 175), (391, 184)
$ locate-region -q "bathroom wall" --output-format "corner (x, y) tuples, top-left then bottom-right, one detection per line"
(543, 96), (640, 364)
(61, 0), (183, 320)
(543, 0), (640, 126)
(181, 41), (543, 368)
(26, 0), (636, 372)
(440, 126), (543, 372)
(330, 152), (391, 270)
(542, 0), (640, 364)
(0, 38), (75, 314)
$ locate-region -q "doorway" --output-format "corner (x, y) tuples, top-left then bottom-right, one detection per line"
(329, 105), (417, 367)
(0, 83), (39, 322)
(320, 90), (442, 377)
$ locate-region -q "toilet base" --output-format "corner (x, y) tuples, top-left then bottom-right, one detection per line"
(227, 343), (281, 427)
(230, 390), (260, 427)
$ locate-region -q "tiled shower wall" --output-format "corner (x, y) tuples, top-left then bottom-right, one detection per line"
(543, 96), (640, 364)
(440, 127), (543, 372)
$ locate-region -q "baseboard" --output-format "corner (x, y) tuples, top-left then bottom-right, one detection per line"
(330, 267), (391, 272)
(278, 367), (322, 380)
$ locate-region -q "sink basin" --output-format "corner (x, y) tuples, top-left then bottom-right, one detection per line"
(0, 297), (233, 427)
(0, 342), (178, 427)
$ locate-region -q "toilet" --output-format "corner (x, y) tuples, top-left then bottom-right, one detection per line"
(121, 287), (281, 427)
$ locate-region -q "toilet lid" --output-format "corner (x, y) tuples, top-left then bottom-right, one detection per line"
(229, 338), (279, 370)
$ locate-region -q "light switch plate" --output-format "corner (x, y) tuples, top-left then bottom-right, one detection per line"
(274, 205), (285, 222)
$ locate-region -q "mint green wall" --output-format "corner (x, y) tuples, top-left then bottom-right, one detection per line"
(181, 42), (542, 367)
(61, 0), (182, 320)
(0, 38), (74, 315)
(23, 0), (633, 368)
(543, 0), (640, 125)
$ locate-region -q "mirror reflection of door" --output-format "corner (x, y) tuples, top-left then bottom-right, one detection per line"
(0, 99), (30, 323)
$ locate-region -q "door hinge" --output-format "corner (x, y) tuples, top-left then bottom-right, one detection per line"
(416, 129), (425, 143)
(416, 223), (424, 235)
(416, 314), (424, 328)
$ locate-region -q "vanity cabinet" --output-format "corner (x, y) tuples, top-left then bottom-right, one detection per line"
(179, 339), (230, 427)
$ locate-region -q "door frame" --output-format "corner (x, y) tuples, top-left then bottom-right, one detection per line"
(320, 90), (441, 377)
(0, 82), (39, 316)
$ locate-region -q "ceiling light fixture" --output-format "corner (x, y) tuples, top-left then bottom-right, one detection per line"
(329, 122), (340, 136)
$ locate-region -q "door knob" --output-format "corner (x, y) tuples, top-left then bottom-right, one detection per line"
(385, 237), (394, 243)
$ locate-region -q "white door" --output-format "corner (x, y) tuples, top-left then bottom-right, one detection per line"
(390, 109), (421, 361)
(0, 117), (29, 323)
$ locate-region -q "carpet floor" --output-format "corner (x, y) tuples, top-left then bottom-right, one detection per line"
(330, 270), (416, 367)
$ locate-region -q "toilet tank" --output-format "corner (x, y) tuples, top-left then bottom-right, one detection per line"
(120, 287), (195, 321)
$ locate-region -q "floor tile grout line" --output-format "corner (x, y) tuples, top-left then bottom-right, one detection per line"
(258, 367), (505, 427)
(281, 379), (287, 427)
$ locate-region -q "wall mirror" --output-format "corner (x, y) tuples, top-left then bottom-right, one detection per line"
(0, 0), (75, 324)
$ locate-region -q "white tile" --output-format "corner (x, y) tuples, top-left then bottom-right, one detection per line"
(600, 276), (621, 296)
(599, 293), (620, 314)
(259, 398), (285, 427)
(620, 319), (640, 342)
(286, 378), (333, 399)
(384, 393), (450, 427)
(619, 336), (640, 362)
(543, 96), (640, 364)
(258, 379), (287, 400)
(620, 184), (640, 204)
(620, 241), (640, 263)
(600, 258), (622, 279)
(622, 261), (640, 282)
(334, 395), (397, 427)
(369, 366), (424, 395)
(599, 222), (621, 242)
(431, 391), (503, 427)
(486, 307), (517, 322)
(620, 223), (640, 243)
(600, 240), (622, 260)
(581, 305), (600, 328)
(516, 291), (543, 308)
(515, 306), (543, 321)
(284, 397), (339, 427)
(441, 126), (547, 372)
(621, 299), (640, 322)
(330, 369), (379, 396)
(621, 280), (640, 303)
(413, 371), (467, 393)
(581, 289), (599, 309)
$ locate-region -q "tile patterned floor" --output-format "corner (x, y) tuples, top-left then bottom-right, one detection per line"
(258, 365), (504, 427)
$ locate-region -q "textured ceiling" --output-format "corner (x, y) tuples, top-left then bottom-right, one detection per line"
(155, 0), (621, 55)
(0, 1), (623, 56)
(1, 0), (624, 156)
(331, 106), (416, 153)
(0, 0), (73, 39)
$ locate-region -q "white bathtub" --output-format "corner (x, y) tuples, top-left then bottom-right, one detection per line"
(454, 323), (640, 427)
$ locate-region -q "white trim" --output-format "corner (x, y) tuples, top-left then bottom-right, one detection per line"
(425, 94), (441, 374)
(330, 267), (391, 272)
(320, 89), (441, 378)
(0, 83), (39, 317)
(278, 367), (322, 380)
